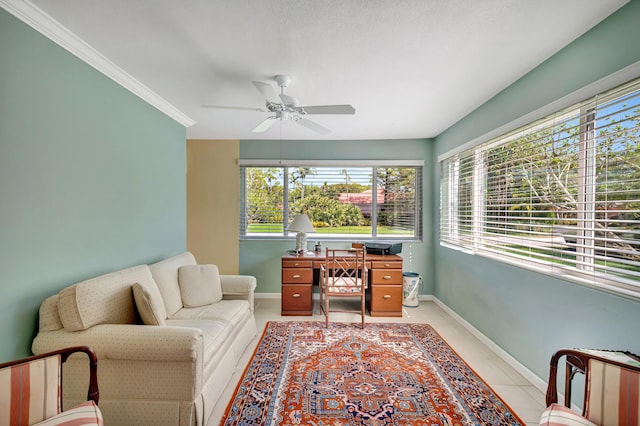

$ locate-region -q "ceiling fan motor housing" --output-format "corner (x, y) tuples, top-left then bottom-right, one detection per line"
(274, 74), (292, 89)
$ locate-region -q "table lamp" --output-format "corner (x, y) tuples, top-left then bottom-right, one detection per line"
(288, 214), (315, 253)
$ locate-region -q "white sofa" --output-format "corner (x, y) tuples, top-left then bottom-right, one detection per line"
(32, 252), (257, 426)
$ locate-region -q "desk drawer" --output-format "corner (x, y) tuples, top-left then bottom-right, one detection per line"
(282, 260), (313, 268)
(370, 261), (402, 269)
(368, 285), (402, 316)
(370, 269), (403, 285)
(282, 268), (313, 283)
(282, 284), (312, 314)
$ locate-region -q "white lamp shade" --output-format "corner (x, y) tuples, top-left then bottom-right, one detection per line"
(287, 214), (315, 233)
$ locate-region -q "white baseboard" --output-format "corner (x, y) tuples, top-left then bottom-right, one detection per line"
(255, 293), (281, 299)
(432, 297), (548, 393)
(257, 293), (436, 302)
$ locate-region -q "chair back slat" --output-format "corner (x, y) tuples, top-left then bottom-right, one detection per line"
(0, 355), (61, 426)
(324, 248), (366, 292)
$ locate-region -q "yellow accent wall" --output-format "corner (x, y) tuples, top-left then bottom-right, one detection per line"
(187, 140), (239, 273)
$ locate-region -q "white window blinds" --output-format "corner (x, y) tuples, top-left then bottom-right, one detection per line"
(440, 77), (640, 297)
(240, 161), (423, 241)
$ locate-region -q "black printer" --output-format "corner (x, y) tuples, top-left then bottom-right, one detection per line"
(364, 242), (403, 255)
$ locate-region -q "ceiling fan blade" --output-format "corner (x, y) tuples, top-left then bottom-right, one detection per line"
(298, 105), (356, 115)
(252, 116), (277, 133)
(297, 118), (331, 135)
(252, 81), (282, 105)
(201, 104), (266, 112)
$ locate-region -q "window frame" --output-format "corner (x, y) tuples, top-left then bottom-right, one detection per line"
(439, 75), (640, 300)
(239, 159), (424, 242)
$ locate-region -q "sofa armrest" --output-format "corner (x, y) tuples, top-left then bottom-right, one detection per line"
(220, 275), (256, 313)
(33, 324), (206, 401)
(32, 324), (203, 362)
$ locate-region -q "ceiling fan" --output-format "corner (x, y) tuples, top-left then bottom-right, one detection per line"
(202, 75), (355, 134)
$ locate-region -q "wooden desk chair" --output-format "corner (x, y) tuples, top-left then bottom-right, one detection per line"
(0, 346), (102, 426)
(540, 348), (640, 426)
(319, 247), (368, 328)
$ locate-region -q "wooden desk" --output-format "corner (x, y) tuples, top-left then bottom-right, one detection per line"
(281, 252), (403, 317)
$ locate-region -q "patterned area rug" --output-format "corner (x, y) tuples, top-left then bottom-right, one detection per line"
(222, 321), (525, 425)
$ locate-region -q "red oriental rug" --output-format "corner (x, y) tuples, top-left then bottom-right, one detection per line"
(221, 321), (525, 425)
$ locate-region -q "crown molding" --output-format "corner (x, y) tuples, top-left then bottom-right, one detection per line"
(1, 0), (195, 127)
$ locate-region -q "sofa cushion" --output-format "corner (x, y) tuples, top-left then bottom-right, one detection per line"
(170, 299), (250, 325)
(539, 404), (597, 426)
(165, 319), (234, 383)
(178, 264), (223, 307)
(58, 265), (155, 331)
(170, 301), (254, 363)
(132, 283), (167, 326)
(149, 252), (197, 317)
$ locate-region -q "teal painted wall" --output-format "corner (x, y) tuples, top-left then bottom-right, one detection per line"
(433, 0), (640, 381)
(239, 138), (433, 294)
(0, 10), (187, 361)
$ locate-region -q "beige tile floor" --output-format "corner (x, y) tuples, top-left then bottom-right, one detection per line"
(212, 297), (547, 425)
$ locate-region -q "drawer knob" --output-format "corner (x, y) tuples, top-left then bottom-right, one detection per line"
(294, 262), (300, 266)
(292, 293), (301, 298)
(292, 274), (301, 279)
(384, 263), (390, 267)
(383, 294), (392, 299)
(383, 275), (392, 280)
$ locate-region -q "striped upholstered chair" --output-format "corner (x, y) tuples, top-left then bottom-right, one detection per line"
(540, 348), (640, 426)
(0, 346), (102, 426)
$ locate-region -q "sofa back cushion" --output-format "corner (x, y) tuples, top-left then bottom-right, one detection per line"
(149, 252), (197, 317)
(58, 265), (162, 331)
(178, 264), (223, 307)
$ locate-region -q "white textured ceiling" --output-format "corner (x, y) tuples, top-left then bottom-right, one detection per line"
(25, 0), (628, 140)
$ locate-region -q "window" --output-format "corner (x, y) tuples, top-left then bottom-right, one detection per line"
(240, 160), (423, 241)
(440, 78), (640, 297)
